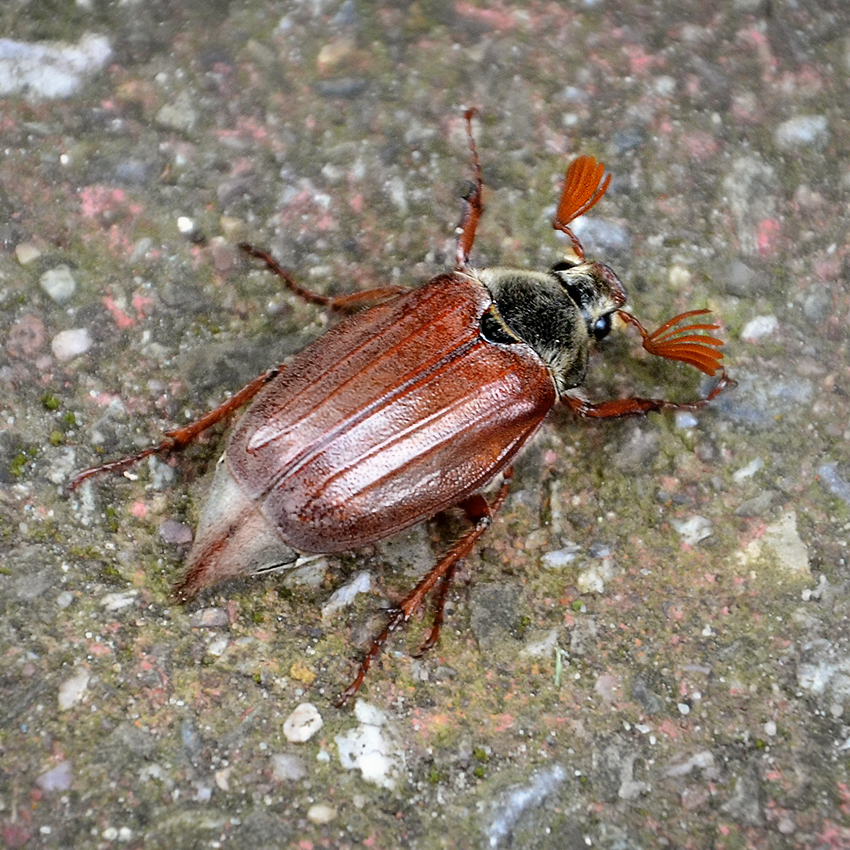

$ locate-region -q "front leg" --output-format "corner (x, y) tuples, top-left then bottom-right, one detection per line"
(563, 370), (731, 420)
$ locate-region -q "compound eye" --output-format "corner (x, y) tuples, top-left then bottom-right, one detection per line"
(551, 259), (579, 272)
(592, 313), (612, 341)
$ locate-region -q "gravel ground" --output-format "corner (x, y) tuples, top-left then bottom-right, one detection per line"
(1, 2), (849, 848)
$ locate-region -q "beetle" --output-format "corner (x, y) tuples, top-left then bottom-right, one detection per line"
(70, 110), (731, 704)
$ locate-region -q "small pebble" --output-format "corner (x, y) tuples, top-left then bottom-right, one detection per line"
(159, 519), (193, 545)
(271, 753), (308, 781)
(777, 817), (796, 835)
(336, 701), (403, 790)
(0, 33), (112, 100)
(156, 91), (198, 133)
(206, 637), (228, 657)
(101, 591), (138, 612)
(177, 215), (195, 235)
(148, 456), (177, 491)
(802, 286), (832, 323)
(741, 315), (778, 342)
(45, 446), (77, 485)
(723, 259), (767, 297)
(667, 263), (692, 289)
(40, 264), (77, 304)
(58, 669), (90, 710)
(733, 457), (763, 482)
(519, 628), (559, 658)
(819, 463), (850, 509)
(321, 570), (372, 621)
(15, 241), (42, 264)
(739, 511), (811, 578)
(283, 702), (324, 743)
(36, 759), (73, 792)
(51, 328), (91, 361)
(484, 766), (568, 848)
(671, 515), (713, 546)
(577, 559), (615, 594)
(664, 751), (715, 777)
(541, 543), (581, 569)
(282, 557), (329, 589)
(317, 38), (355, 74)
(775, 114), (829, 150)
(7, 314), (46, 358)
(675, 410), (698, 429)
(189, 607), (230, 628)
(306, 803), (336, 825)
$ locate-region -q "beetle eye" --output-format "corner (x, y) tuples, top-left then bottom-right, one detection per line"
(551, 259), (579, 272)
(592, 314), (612, 341)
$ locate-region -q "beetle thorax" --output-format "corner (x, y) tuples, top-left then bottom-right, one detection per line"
(477, 262), (626, 395)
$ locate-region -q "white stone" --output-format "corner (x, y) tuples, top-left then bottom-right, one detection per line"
(775, 115), (829, 150)
(671, 515), (714, 546)
(40, 265), (77, 304)
(306, 803), (336, 825)
(283, 702), (324, 743)
(52, 328), (91, 361)
(737, 511), (811, 579)
(741, 315), (778, 342)
(336, 700), (404, 790)
(0, 33), (112, 100)
(321, 570), (372, 621)
(58, 669), (90, 710)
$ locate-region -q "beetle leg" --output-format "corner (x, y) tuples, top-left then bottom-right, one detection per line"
(66, 365), (282, 491)
(335, 468), (513, 706)
(562, 370), (732, 419)
(412, 559), (457, 657)
(240, 243), (407, 312)
(455, 108), (483, 269)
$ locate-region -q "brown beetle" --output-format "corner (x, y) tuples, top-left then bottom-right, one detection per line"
(70, 111), (730, 703)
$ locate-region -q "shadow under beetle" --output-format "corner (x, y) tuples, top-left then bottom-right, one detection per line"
(70, 111), (731, 704)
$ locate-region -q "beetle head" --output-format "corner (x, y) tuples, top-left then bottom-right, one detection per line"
(479, 262), (626, 395)
(550, 259), (627, 344)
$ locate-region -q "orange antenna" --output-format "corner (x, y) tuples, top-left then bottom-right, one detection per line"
(552, 155), (612, 260)
(617, 309), (726, 377)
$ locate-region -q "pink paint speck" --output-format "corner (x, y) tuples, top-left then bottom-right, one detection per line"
(79, 185), (127, 219)
(103, 292), (136, 329)
(683, 131), (719, 162)
(492, 713), (514, 732)
(657, 719), (681, 739)
(455, 1), (518, 31)
(132, 294), (155, 316)
(623, 44), (658, 76)
(130, 502), (148, 518)
(756, 218), (782, 255)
